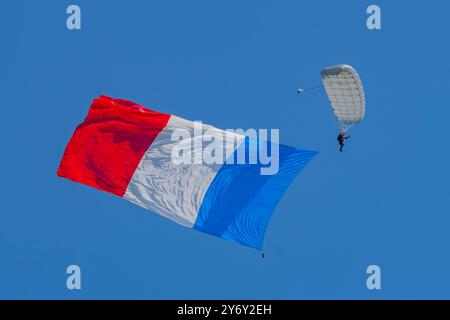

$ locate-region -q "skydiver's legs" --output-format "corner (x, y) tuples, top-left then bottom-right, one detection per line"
(339, 144), (344, 152)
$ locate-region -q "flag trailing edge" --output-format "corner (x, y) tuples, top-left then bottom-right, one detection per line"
(57, 96), (318, 250)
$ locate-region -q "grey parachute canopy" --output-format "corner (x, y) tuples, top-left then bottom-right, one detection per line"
(321, 64), (365, 133)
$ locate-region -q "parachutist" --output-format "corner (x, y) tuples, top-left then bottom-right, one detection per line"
(262, 252), (265, 258)
(337, 132), (350, 152)
(297, 88), (304, 94)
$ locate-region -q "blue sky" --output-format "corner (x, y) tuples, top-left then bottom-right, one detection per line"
(1, 0), (449, 299)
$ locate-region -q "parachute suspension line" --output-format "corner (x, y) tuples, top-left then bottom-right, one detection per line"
(339, 123), (352, 134)
(297, 84), (324, 94)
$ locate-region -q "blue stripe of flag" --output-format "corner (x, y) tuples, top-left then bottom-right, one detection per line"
(193, 137), (318, 250)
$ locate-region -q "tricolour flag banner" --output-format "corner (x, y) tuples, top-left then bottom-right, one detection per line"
(57, 96), (317, 249)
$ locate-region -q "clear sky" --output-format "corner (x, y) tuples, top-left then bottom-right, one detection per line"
(1, 0), (449, 299)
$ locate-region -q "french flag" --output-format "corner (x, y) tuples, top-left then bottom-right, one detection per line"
(57, 96), (317, 250)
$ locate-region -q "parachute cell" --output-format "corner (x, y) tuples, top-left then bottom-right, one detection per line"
(321, 64), (365, 132)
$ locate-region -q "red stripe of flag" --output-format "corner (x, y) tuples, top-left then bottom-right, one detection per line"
(57, 96), (171, 196)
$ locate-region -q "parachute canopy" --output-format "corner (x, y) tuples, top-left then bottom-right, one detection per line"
(321, 64), (365, 132)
